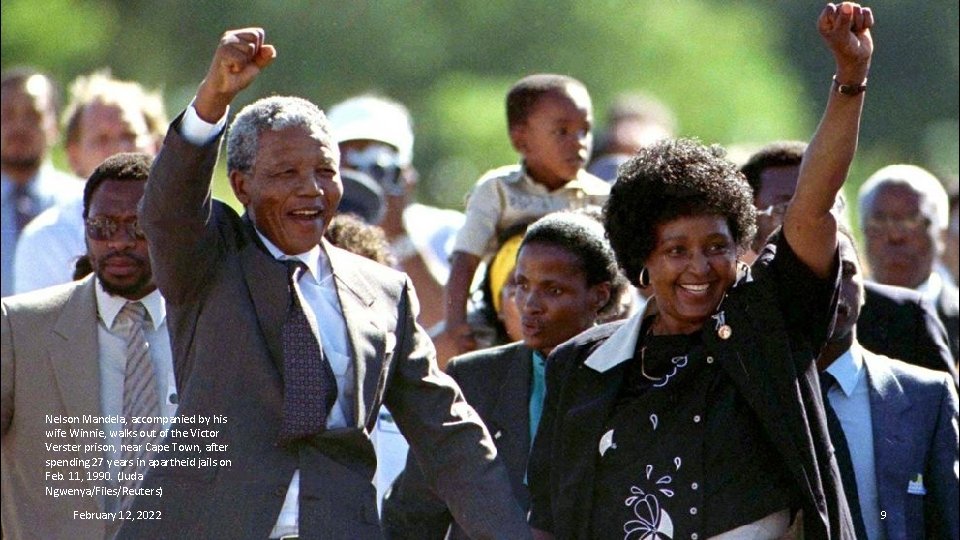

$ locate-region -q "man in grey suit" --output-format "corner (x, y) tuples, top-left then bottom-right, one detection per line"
(2, 153), (175, 540)
(817, 228), (958, 539)
(383, 212), (627, 539)
(118, 28), (528, 540)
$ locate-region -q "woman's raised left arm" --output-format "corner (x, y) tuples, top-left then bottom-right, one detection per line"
(785, 2), (874, 277)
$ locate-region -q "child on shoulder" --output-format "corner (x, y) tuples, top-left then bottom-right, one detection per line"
(438, 74), (609, 363)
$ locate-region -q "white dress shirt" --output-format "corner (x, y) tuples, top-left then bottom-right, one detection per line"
(257, 232), (356, 538)
(2, 164), (82, 295)
(824, 341), (888, 540)
(13, 194), (85, 294)
(95, 282), (177, 512)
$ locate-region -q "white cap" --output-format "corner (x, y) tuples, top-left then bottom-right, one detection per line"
(327, 96), (414, 167)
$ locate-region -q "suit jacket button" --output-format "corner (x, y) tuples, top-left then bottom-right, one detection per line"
(275, 487), (286, 497)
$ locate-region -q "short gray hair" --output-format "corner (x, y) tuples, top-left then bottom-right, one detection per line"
(226, 96), (332, 173)
(858, 164), (949, 230)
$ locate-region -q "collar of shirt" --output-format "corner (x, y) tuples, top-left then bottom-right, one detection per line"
(824, 341), (865, 398)
(583, 273), (753, 374)
(1, 164), (46, 199)
(915, 271), (943, 305)
(254, 229), (333, 285)
(95, 279), (166, 331)
(504, 161), (607, 195)
(584, 308), (643, 373)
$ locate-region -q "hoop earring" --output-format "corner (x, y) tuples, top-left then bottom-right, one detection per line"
(638, 267), (650, 288)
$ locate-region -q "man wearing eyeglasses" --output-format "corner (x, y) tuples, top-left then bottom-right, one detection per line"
(1, 152), (176, 540)
(740, 143), (956, 382)
(859, 164), (959, 364)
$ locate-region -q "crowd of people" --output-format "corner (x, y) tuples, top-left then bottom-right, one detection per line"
(1, 2), (958, 539)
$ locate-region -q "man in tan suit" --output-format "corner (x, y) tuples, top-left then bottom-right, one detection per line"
(2, 153), (174, 539)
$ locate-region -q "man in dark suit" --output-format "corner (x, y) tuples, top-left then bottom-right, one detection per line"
(741, 142), (955, 380)
(118, 29), (528, 540)
(382, 342), (534, 540)
(817, 228), (958, 539)
(861, 281), (957, 383)
(858, 163), (960, 365)
(383, 212), (624, 539)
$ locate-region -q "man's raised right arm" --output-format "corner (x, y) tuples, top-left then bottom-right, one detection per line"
(140, 28), (275, 305)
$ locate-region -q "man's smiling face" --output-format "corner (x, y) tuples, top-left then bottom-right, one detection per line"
(232, 125), (342, 254)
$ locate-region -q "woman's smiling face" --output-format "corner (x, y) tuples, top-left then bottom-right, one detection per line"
(645, 214), (738, 335)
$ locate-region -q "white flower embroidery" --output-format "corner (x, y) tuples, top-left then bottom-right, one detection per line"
(623, 465), (676, 539)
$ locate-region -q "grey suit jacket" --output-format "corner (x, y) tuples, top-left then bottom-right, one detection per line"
(118, 119), (528, 540)
(382, 342), (533, 539)
(2, 276), (120, 540)
(861, 349), (959, 539)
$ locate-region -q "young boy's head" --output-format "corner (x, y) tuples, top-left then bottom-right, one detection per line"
(507, 74), (593, 190)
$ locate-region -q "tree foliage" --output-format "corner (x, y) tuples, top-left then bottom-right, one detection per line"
(3, 0), (956, 209)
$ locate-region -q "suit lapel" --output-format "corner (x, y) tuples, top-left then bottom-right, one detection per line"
(49, 277), (102, 429)
(864, 351), (912, 540)
(49, 277), (107, 511)
(238, 220), (290, 374)
(326, 243), (385, 431)
(558, 362), (626, 538)
(488, 344), (533, 482)
(715, 295), (818, 511)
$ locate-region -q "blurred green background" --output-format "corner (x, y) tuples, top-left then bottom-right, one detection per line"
(3, 0), (957, 221)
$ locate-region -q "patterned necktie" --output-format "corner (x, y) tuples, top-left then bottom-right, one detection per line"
(820, 372), (868, 539)
(116, 301), (162, 511)
(279, 260), (338, 444)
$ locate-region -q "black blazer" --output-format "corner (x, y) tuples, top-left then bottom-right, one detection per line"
(382, 342), (533, 540)
(528, 237), (855, 539)
(859, 281), (957, 384)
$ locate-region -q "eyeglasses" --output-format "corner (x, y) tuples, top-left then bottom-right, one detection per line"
(863, 215), (930, 236)
(756, 201), (790, 219)
(84, 216), (146, 241)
